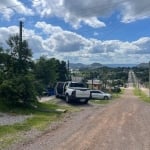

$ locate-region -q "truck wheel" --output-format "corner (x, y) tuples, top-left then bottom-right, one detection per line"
(83, 99), (89, 104)
(65, 95), (70, 103)
(56, 95), (59, 98)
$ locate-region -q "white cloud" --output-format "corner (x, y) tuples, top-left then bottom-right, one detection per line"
(32, 0), (107, 28)
(0, 22), (150, 63)
(35, 21), (63, 34)
(121, 0), (150, 23)
(0, 0), (34, 20)
(32, 0), (150, 28)
(0, 0), (150, 28)
(132, 37), (150, 54)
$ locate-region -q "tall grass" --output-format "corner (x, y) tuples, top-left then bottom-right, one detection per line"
(134, 88), (150, 102)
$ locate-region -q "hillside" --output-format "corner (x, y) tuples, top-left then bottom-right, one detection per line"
(70, 63), (103, 69)
(137, 63), (149, 68)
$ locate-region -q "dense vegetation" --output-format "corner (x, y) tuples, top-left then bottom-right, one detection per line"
(78, 67), (129, 88)
(0, 35), (68, 107)
(132, 67), (149, 87)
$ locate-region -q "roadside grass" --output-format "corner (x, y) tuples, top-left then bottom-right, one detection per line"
(0, 99), (78, 149)
(134, 88), (150, 103)
(90, 88), (124, 105)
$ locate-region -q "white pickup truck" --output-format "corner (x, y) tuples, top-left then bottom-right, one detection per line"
(55, 81), (91, 104)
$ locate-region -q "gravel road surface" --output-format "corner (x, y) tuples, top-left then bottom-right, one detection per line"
(10, 88), (150, 150)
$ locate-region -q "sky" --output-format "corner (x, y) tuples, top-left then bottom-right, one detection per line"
(0, 0), (150, 64)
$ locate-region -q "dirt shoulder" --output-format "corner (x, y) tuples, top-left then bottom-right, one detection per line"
(10, 89), (150, 150)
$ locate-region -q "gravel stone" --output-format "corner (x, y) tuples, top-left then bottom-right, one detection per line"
(0, 113), (32, 126)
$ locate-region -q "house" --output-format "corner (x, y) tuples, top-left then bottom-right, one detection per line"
(87, 79), (102, 90)
(71, 76), (83, 82)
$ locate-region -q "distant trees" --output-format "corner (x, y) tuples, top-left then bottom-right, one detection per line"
(79, 67), (129, 89)
(132, 67), (149, 87)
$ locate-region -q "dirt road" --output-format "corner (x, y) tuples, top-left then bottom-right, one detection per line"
(11, 89), (150, 150)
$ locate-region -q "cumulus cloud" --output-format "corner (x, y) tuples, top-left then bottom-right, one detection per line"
(0, 22), (150, 63)
(132, 37), (150, 54)
(121, 0), (150, 23)
(32, 0), (150, 28)
(0, 0), (34, 20)
(1, 0), (150, 28)
(35, 21), (89, 52)
(32, 0), (107, 28)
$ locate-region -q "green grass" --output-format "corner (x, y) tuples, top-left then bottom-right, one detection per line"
(112, 88), (124, 99)
(134, 88), (150, 103)
(90, 99), (110, 104)
(0, 99), (77, 149)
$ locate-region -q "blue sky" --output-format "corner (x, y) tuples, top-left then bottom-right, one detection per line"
(0, 0), (150, 64)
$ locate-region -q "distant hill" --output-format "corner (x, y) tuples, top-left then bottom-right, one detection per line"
(106, 64), (137, 68)
(88, 63), (103, 69)
(70, 63), (87, 69)
(70, 63), (103, 69)
(70, 63), (136, 69)
(137, 63), (149, 68)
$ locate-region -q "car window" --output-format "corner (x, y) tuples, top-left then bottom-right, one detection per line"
(70, 83), (85, 87)
(91, 91), (100, 93)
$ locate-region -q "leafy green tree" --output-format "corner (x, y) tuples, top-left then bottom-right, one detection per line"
(34, 57), (68, 85)
(57, 60), (68, 81)
(34, 57), (58, 86)
(6, 35), (33, 74)
(0, 35), (37, 107)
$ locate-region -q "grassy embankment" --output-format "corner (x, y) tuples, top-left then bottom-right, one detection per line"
(134, 88), (150, 103)
(0, 99), (78, 149)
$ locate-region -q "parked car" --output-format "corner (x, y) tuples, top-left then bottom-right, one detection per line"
(90, 90), (112, 100)
(55, 81), (91, 104)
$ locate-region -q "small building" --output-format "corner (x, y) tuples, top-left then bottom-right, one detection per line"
(71, 76), (83, 82)
(87, 79), (102, 90)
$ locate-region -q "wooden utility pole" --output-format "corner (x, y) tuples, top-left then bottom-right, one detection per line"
(19, 21), (23, 60)
(67, 60), (70, 81)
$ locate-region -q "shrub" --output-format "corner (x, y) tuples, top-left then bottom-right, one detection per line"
(0, 74), (37, 107)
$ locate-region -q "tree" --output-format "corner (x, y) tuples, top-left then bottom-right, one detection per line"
(6, 35), (33, 74)
(57, 60), (68, 81)
(0, 35), (37, 107)
(34, 57), (68, 87)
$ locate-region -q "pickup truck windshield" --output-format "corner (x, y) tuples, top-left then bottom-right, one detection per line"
(70, 83), (85, 88)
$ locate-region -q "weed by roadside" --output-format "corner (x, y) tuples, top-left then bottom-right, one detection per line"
(134, 88), (150, 103)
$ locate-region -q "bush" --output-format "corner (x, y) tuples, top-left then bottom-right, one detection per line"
(0, 74), (37, 107)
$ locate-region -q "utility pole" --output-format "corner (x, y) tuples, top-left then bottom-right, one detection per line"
(19, 21), (23, 60)
(91, 72), (93, 90)
(67, 60), (70, 81)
